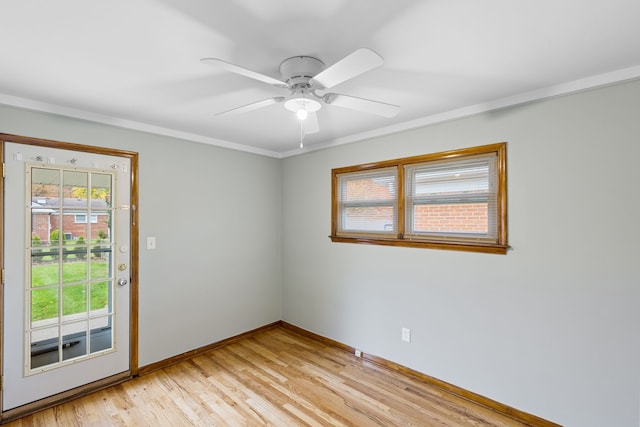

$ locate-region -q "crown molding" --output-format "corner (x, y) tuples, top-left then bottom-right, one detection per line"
(2, 64), (640, 160)
(282, 64), (640, 158)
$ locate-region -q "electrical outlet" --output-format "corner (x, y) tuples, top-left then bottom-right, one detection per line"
(355, 349), (362, 357)
(402, 328), (411, 343)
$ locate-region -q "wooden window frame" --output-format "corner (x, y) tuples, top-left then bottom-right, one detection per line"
(330, 143), (509, 254)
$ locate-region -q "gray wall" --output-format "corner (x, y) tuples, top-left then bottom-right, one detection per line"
(2, 78), (639, 427)
(282, 80), (640, 427)
(0, 105), (283, 366)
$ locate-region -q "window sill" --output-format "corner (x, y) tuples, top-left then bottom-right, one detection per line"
(329, 235), (510, 254)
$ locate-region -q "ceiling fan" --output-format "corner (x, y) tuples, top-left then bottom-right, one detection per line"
(200, 48), (400, 142)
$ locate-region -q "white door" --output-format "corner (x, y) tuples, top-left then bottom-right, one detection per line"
(2, 142), (131, 410)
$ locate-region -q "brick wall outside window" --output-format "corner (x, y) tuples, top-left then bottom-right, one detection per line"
(345, 180), (488, 233)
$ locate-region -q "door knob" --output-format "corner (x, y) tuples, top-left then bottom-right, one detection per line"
(117, 278), (128, 287)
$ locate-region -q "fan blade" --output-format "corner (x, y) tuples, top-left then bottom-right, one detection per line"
(324, 93), (399, 118)
(302, 112), (320, 134)
(201, 58), (288, 87)
(310, 48), (383, 90)
(215, 97), (285, 116)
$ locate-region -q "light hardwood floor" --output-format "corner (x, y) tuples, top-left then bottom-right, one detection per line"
(5, 327), (538, 426)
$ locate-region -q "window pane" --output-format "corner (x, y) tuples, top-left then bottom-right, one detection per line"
(406, 155), (497, 241)
(337, 168), (397, 235)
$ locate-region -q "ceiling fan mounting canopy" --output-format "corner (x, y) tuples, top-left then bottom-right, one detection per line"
(279, 56), (326, 89)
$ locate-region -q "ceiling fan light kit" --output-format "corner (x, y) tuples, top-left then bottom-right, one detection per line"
(284, 97), (322, 120)
(202, 48), (400, 145)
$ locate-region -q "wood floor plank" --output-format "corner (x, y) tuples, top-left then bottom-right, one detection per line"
(220, 347), (340, 425)
(3, 327), (543, 426)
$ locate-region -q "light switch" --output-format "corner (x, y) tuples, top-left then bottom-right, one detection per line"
(146, 237), (156, 250)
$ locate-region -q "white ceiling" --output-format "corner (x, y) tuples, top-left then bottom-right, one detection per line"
(2, 0), (640, 157)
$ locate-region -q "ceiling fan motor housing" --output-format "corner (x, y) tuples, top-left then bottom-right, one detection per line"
(279, 56), (326, 90)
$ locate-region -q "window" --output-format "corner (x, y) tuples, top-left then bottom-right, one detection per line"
(74, 214), (98, 224)
(336, 167), (398, 237)
(331, 143), (508, 254)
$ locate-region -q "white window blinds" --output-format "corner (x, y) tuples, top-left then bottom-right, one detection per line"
(404, 153), (498, 242)
(336, 167), (398, 236)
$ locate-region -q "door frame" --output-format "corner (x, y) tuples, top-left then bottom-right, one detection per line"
(0, 133), (139, 421)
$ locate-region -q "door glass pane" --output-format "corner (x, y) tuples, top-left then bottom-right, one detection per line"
(70, 236), (90, 263)
(31, 168), (61, 269)
(31, 168), (60, 197)
(90, 281), (110, 313)
(91, 252), (112, 280)
(31, 327), (60, 369)
(61, 321), (88, 361)
(62, 171), (88, 207)
(90, 173), (112, 205)
(62, 257), (88, 284)
(68, 220), (89, 257)
(90, 317), (112, 354)
(62, 284), (88, 316)
(31, 255), (59, 287)
(27, 166), (116, 374)
(30, 288), (59, 326)
(89, 174), (112, 257)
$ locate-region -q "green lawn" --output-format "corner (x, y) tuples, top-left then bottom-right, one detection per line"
(30, 262), (111, 322)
